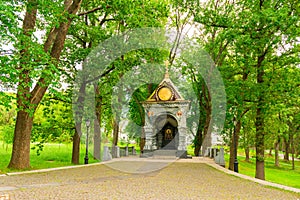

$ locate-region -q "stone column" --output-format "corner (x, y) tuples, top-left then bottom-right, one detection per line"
(214, 148), (225, 167)
(116, 146), (120, 158)
(103, 146), (112, 161)
(206, 147), (211, 157)
(144, 127), (153, 151)
(157, 132), (163, 149)
(174, 130), (179, 149)
(177, 127), (187, 151)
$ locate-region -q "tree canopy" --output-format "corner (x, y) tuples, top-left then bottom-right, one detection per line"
(0, 0), (299, 181)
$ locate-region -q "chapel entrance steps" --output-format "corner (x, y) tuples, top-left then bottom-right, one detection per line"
(141, 149), (188, 159)
(153, 150), (177, 159)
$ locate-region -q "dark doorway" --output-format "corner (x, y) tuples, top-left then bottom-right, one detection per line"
(155, 115), (178, 150)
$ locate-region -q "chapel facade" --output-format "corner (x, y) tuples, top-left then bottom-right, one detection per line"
(141, 64), (190, 158)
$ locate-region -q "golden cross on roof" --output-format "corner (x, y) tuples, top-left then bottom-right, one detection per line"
(164, 60), (170, 78)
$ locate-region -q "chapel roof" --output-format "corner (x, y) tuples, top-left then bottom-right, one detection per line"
(145, 61), (185, 102)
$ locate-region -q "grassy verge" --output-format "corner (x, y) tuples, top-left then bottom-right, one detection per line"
(224, 153), (300, 189)
(0, 142), (99, 174)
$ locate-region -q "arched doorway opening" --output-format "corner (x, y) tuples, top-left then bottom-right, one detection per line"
(155, 114), (178, 150)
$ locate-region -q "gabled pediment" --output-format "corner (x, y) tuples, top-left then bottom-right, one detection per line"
(146, 75), (184, 102)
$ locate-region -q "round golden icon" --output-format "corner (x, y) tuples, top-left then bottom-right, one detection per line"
(165, 129), (173, 139)
(157, 87), (173, 101)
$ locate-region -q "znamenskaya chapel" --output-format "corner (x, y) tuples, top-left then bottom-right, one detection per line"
(141, 63), (190, 158)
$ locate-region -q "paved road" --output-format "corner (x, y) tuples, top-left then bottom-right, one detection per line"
(0, 159), (299, 200)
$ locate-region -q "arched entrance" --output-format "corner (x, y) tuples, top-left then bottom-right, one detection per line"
(155, 114), (178, 150)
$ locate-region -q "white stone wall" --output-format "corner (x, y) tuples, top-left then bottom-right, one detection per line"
(142, 102), (190, 151)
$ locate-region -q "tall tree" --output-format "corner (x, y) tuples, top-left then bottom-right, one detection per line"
(7, 0), (82, 169)
(68, 0), (170, 161)
(187, 0), (299, 179)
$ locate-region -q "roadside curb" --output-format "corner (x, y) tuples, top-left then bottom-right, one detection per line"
(5, 162), (104, 176)
(2, 157), (151, 176)
(203, 157), (300, 194)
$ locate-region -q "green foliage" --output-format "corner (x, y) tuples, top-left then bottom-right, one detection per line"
(0, 103), (16, 147)
(1, 125), (14, 145)
(27, 94), (74, 155)
(1, 0), (299, 174)
(66, 0), (171, 145)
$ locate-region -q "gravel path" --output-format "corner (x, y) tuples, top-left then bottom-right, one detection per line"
(0, 159), (299, 200)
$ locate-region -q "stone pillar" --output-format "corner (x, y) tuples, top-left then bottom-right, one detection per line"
(178, 127), (187, 150)
(213, 148), (218, 158)
(151, 134), (157, 150)
(157, 132), (163, 149)
(174, 131), (179, 149)
(103, 146), (112, 161)
(116, 146), (120, 158)
(144, 127), (153, 151)
(214, 148), (225, 167)
(205, 147), (211, 157)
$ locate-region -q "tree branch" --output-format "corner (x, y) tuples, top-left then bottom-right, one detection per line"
(85, 66), (116, 84)
(77, 6), (108, 16)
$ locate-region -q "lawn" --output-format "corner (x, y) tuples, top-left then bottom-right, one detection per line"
(0, 141), (99, 174)
(0, 141), (141, 174)
(224, 152), (300, 189)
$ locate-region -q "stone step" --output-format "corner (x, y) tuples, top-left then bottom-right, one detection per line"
(140, 150), (187, 159)
(153, 150), (177, 157)
(151, 156), (177, 160)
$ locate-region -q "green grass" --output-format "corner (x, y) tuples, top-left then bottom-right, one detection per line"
(224, 152), (300, 189)
(187, 144), (194, 156)
(0, 141), (99, 174)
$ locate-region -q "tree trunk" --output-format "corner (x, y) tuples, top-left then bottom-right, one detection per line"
(245, 146), (250, 162)
(112, 119), (119, 158)
(72, 78), (86, 163)
(274, 136), (280, 167)
(93, 84), (102, 160)
(268, 148), (273, 156)
(255, 104), (265, 180)
(93, 118), (101, 160)
(93, 117), (101, 160)
(290, 133), (295, 170)
(255, 53), (266, 180)
(200, 85), (212, 157)
(229, 135), (234, 170)
(112, 119), (119, 146)
(292, 147), (295, 170)
(194, 117), (203, 156)
(72, 125), (81, 164)
(8, 111), (33, 169)
(140, 128), (145, 154)
(255, 160), (265, 179)
(193, 133), (202, 156)
(8, 0), (38, 170)
(229, 120), (241, 171)
(283, 137), (290, 161)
